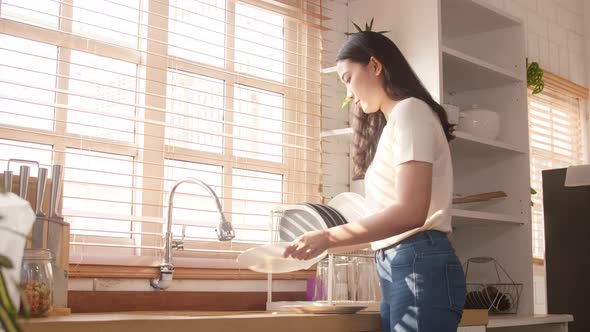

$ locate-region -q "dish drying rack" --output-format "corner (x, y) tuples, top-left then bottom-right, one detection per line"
(265, 205), (381, 312)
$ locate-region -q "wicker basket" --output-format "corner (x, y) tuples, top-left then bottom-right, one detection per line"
(463, 257), (523, 314)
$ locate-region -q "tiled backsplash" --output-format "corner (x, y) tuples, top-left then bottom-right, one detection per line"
(481, 0), (586, 86)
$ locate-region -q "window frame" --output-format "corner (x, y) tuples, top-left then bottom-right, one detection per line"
(0, 0), (322, 268)
(527, 70), (589, 264)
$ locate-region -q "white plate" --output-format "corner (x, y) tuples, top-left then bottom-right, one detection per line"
(237, 243), (326, 274)
(327, 192), (365, 224)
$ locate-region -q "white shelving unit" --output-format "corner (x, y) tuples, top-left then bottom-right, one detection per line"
(437, 0), (534, 321)
(319, 6), (352, 201)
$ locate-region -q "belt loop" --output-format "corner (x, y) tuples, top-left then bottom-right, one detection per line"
(426, 231), (434, 245)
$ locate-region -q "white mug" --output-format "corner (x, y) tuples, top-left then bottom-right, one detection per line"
(442, 103), (460, 125)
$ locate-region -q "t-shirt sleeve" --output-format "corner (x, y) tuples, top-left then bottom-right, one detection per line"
(391, 100), (437, 165)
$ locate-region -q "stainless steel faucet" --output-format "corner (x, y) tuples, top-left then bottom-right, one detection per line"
(151, 177), (235, 290)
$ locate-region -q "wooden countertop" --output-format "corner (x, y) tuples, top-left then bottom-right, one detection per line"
(487, 314), (573, 328)
(20, 309), (490, 332)
(21, 311), (382, 332)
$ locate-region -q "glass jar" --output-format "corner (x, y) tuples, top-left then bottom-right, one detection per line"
(20, 249), (53, 317)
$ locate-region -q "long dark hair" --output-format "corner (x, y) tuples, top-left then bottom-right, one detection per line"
(336, 32), (454, 180)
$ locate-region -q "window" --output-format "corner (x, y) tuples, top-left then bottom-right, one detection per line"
(0, 35), (57, 131)
(0, 0), (323, 268)
(528, 73), (588, 261)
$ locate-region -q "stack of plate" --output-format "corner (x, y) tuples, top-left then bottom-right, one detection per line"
(278, 192), (366, 242)
(299, 203), (347, 228)
(275, 204), (327, 242)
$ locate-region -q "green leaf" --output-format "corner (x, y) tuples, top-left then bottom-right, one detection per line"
(531, 187), (537, 195)
(532, 81), (544, 94)
(345, 19), (389, 36)
(341, 97), (350, 109)
(352, 22), (363, 33)
(0, 270), (17, 321)
(0, 256), (13, 269)
(0, 305), (20, 332)
(527, 61), (545, 94)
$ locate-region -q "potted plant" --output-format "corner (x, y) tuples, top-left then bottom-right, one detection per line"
(527, 60), (544, 94)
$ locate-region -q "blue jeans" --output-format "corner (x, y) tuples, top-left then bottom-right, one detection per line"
(376, 230), (466, 332)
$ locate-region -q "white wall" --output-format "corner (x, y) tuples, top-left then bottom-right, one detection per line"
(477, 0), (585, 85)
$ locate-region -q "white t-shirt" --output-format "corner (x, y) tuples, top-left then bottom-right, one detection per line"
(365, 97), (453, 251)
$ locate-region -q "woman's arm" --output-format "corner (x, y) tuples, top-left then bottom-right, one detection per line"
(284, 160), (432, 260)
(327, 242), (371, 254)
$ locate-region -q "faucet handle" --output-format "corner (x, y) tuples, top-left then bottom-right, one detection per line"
(216, 220), (235, 241)
(172, 239), (184, 250)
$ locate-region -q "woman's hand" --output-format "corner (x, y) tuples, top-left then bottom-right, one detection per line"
(283, 229), (330, 260)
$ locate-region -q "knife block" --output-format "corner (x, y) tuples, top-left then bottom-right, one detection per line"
(3, 174), (70, 311)
(4, 175), (54, 219)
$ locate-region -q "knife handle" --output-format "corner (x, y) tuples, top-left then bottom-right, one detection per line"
(19, 165), (30, 199)
(50, 164), (63, 218)
(36, 168), (48, 216)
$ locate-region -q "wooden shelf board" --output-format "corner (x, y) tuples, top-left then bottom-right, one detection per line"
(442, 46), (522, 92)
(451, 208), (525, 226)
(321, 127), (353, 138)
(321, 66), (337, 74)
(451, 131), (526, 154)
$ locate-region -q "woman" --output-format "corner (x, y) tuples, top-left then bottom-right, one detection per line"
(283, 31), (466, 331)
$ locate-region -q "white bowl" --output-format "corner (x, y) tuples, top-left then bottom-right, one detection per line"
(457, 108), (500, 140)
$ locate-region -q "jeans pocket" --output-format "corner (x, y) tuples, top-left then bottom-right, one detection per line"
(385, 247), (415, 267)
(446, 263), (466, 312)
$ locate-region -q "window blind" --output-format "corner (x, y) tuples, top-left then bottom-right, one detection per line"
(0, 0), (327, 267)
(528, 75), (587, 260)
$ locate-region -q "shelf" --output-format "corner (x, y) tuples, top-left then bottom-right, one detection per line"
(487, 314), (573, 328)
(451, 131), (526, 154)
(321, 66), (337, 74)
(451, 208), (525, 226)
(442, 46), (522, 92)
(322, 129), (526, 152)
(321, 127), (353, 138)
(441, 0), (521, 39)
